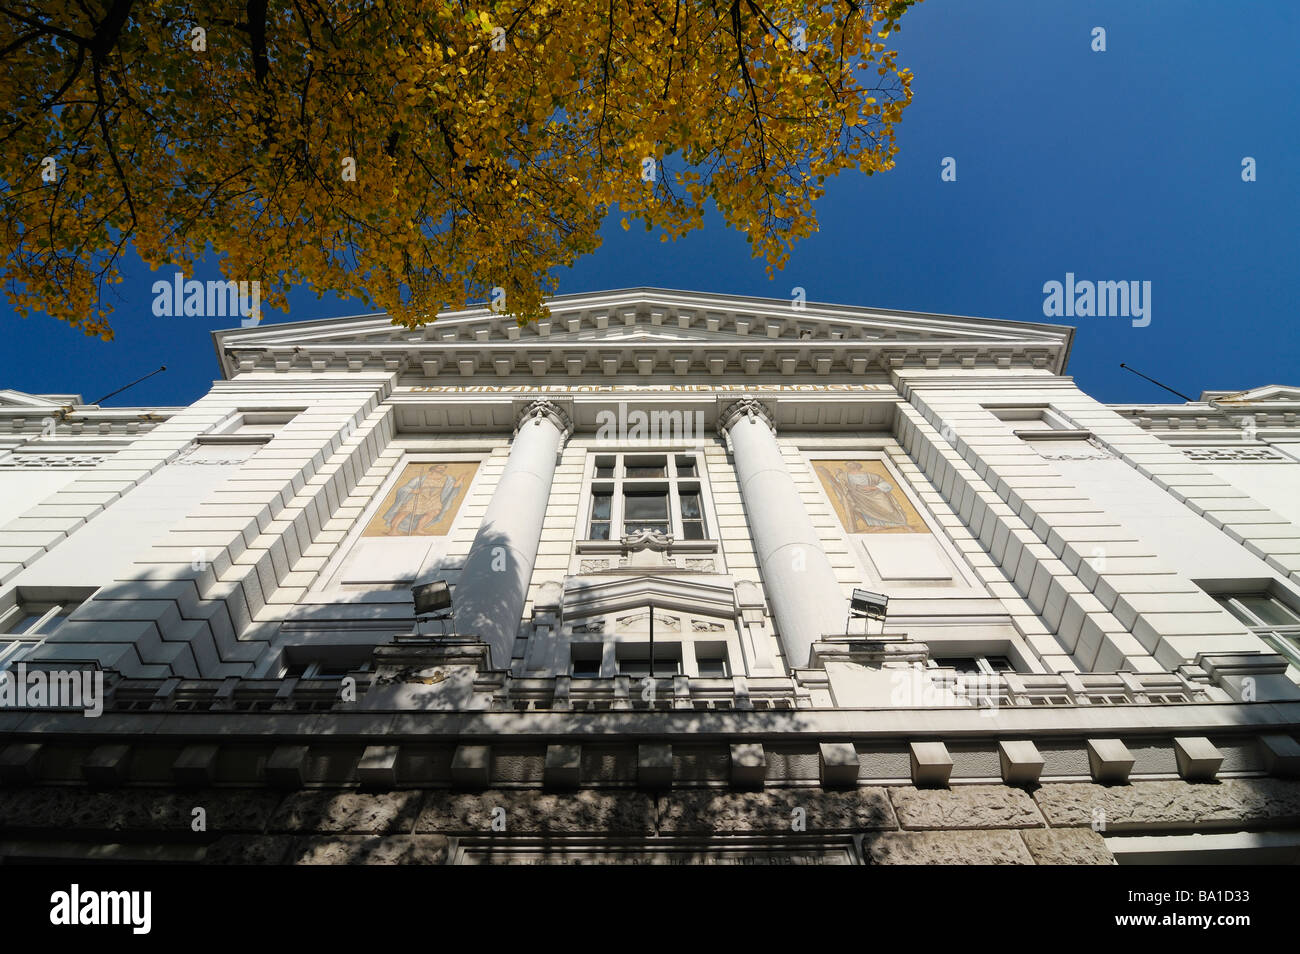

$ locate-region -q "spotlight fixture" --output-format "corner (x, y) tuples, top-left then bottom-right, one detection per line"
(411, 579), (456, 637)
(847, 588), (889, 635)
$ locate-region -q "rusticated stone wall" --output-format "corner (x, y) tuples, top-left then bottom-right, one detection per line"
(1, 777), (1298, 864)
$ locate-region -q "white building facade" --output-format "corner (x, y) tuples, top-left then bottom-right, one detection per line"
(0, 289), (1297, 864)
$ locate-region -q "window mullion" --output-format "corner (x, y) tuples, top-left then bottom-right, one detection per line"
(612, 461), (624, 537)
(26, 605), (62, 636)
(669, 473), (683, 539)
(1225, 598), (1248, 625)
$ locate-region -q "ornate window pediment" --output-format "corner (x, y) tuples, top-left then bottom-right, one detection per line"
(525, 575), (748, 681)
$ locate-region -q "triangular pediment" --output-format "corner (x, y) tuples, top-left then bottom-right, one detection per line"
(0, 389), (82, 409)
(1201, 385), (1300, 406)
(559, 573), (739, 622)
(212, 287), (1074, 379)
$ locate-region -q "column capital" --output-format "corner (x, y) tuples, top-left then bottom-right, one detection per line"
(515, 399), (574, 438)
(716, 396), (775, 437)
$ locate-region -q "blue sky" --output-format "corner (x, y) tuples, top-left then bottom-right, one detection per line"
(2, 0), (1296, 407)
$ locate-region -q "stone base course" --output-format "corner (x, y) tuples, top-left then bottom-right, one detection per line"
(0, 778), (1295, 863)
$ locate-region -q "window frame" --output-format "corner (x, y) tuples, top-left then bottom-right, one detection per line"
(280, 659), (372, 680)
(582, 451), (713, 543)
(694, 641), (732, 679)
(1210, 592), (1300, 674)
(984, 403), (1077, 432)
(616, 641), (683, 679)
(0, 637), (41, 671)
(559, 613), (742, 681)
(929, 653), (1015, 675)
(0, 595), (87, 671)
(0, 603), (67, 636)
(196, 407), (306, 445)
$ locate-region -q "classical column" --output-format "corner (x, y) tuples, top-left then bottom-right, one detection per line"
(719, 397), (846, 668)
(450, 400), (572, 669)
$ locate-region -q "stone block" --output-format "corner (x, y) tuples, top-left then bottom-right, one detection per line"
(265, 745), (310, 789)
(416, 791), (656, 835)
(202, 835), (294, 865)
(544, 744), (581, 789)
(890, 785), (1044, 830)
(818, 742), (860, 788)
(863, 830), (1033, 865)
(998, 740), (1045, 786)
(1173, 737), (1224, 782)
(0, 744), (43, 783)
(638, 743), (672, 789)
(82, 744), (132, 787)
(172, 744), (220, 787)
(1087, 739), (1135, 784)
(1034, 778), (1300, 831)
(0, 788), (280, 834)
(729, 742), (766, 787)
(1260, 735), (1300, 778)
(659, 789), (895, 833)
(1021, 828), (1114, 865)
(357, 745), (400, 788)
(450, 745), (491, 788)
(268, 791), (424, 834)
(909, 741), (953, 788)
(290, 834), (450, 865)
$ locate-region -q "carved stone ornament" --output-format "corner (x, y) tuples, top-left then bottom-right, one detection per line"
(616, 612), (680, 632)
(621, 528), (674, 552)
(1032, 437), (1115, 461)
(0, 453), (108, 468)
(174, 455), (253, 465)
(716, 396), (775, 437)
(1183, 445), (1287, 463)
(371, 666), (448, 687)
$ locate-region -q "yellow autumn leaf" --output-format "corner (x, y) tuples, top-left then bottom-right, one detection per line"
(0, 0), (921, 335)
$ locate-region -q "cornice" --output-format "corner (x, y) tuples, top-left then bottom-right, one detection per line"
(212, 289), (1075, 382)
(1113, 400), (1300, 442)
(0, 408), (174, 437)
(216, 340), (1063, 382)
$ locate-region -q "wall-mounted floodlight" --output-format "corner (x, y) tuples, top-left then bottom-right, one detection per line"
(847, 588), (889, 635)
(412, 580), (456, 637)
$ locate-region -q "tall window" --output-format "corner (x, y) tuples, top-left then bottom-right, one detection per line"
(586, 453), (708, 541)
(1212, 593), (1300, 672)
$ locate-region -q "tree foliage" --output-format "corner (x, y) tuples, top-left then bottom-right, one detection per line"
(0, 0), (917, 337)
